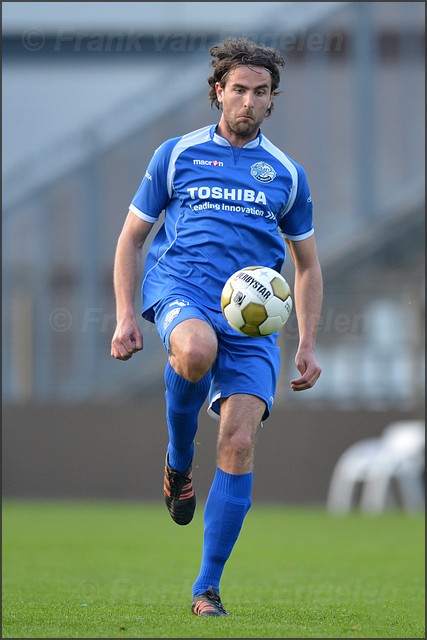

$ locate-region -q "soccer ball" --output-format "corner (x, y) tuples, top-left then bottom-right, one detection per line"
(221, 266), (293, 337)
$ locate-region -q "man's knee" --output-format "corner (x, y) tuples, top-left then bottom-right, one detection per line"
(170, 320), (217, 382)
(219, 429), (254, 458)
(175, 341), (215, 381)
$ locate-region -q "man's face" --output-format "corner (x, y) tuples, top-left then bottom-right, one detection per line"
(216, 65), (273, 142)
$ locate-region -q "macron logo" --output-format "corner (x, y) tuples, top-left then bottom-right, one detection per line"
(193, 159), (224, 167)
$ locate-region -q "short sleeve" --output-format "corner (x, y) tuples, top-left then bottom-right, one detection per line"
(279, 164), (314, 241)
(130, 138), (178, 223)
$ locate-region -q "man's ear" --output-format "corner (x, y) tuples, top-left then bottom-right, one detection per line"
(216, 82), (223, 103)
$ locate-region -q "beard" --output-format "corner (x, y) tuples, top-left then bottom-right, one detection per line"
(223, 113), (261, 140)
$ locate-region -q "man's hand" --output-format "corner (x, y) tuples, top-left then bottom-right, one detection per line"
(111, 317), (143, 361)
(291, 347), (322, 391)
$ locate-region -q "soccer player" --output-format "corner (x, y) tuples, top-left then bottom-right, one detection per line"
(111, 38), (323, 616)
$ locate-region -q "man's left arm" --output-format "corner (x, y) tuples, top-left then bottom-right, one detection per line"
(286, 235), (323, 391)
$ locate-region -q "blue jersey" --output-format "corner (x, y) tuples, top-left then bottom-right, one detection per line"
(130, 124), (314, 322)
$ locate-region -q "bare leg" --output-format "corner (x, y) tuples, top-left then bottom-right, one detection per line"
(217, 394), (265, 473)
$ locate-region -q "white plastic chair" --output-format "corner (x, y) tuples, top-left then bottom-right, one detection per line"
(360, 421), (425, 512)
(327, 420), (425, 513)
(326, 438), (382, 512)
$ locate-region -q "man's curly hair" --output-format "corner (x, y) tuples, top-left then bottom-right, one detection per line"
(208, 38), (285, 117)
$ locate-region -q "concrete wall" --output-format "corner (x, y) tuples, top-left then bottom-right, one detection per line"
(3, 399), (424, 504)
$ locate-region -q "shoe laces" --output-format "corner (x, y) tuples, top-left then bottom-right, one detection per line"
(205, 588), (227, 613)
(167, 468), (191, 496)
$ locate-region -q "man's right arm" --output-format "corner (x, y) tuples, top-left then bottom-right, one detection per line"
(111, 211), (153, 361)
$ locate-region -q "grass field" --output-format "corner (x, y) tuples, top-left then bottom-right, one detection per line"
(2, 500), (424, 638)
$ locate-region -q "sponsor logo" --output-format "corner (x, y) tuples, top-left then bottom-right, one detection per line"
(187, 186), (266, 205)
(193, 159), (224, 167)
(145, 171), (152, 181)
(307, 195), (312, 203)
(163, 307), (181, 330)
(250, 161), (276, 183)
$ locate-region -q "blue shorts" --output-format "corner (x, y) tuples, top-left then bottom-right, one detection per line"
(152, 295), (281, 421)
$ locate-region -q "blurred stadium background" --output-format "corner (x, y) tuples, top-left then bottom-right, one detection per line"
(2, 2), (425, 505)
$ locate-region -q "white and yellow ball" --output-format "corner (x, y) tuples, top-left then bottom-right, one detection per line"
(221, 266), (293, 337)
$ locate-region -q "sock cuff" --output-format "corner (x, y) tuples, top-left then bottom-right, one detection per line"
(213, 467), (253, 499)
(164, 362), (211, 398)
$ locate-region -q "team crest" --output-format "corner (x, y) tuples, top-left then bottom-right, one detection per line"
(250, 161), (276, 183)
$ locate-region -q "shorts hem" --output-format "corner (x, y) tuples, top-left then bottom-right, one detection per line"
(207, 391), (270, 425)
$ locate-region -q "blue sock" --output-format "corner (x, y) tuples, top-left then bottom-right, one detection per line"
(192, 468), (252, 596)
(164, 362), (211, 472)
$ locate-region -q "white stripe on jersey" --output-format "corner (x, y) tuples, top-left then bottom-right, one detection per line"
(260, 136), (298, 216)
(166, 125), (212, 198)
(281, 228), (314, 242)
(129, 203), (158, 223)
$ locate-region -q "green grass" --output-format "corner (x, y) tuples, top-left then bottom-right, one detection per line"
(2, 501), (425, 638)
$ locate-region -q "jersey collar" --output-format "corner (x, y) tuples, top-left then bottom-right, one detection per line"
(210, 124), (262, 149)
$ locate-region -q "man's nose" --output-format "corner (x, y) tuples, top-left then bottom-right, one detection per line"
(243, 92), (255, 109)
